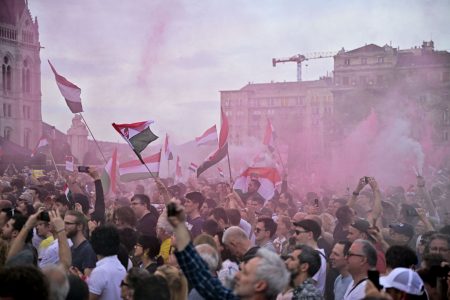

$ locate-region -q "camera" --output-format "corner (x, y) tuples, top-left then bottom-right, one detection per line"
(78, 166), (90, 173)
(38, 211), (50, 222)
(430, 265), (450, 278)
(167, 203), (178, 217)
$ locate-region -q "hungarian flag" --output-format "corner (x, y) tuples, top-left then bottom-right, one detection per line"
(175, 156), (182, 183)
(197, 108), (229, 177)
(48, 60), (83, 114)
(112, 120), (158, 154)
(164, 134), (173, 160)
(233, 167), (281, 201)
(119, 151), (161, 182)
(195, 125), (218, 146)
(31, 136), (49, 157)
(189, 162), (198, 173)
(263, 118), (276, 152)
(101, 148), (117, 195)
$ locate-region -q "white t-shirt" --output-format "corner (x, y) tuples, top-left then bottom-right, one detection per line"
(38, 238), (73, 268)
(312, 248), (327, 295)
(343, 279), (367, 300)
(88, 255), (126, 300)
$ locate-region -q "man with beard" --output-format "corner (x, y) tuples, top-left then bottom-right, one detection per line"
(284, 244), (323, 300)
(64, 210), (96, 276)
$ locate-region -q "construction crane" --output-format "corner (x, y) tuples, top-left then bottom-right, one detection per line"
(272, 52), (336, 82)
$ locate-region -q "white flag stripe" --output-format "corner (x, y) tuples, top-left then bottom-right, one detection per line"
(56, 81), (81, 103)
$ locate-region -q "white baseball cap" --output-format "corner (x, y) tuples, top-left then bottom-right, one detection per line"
(380, 268), (424, 296)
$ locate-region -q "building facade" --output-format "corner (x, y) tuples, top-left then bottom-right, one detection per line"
(0, 0), (42, 150)
(221, 41), (450, 176)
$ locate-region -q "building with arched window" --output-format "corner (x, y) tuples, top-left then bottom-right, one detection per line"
(0, 0), (42, 149)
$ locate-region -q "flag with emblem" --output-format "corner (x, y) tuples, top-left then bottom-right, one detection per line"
(112, 120), (158, 154)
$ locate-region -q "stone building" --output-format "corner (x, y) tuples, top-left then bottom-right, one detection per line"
(0, 0), (42, 150)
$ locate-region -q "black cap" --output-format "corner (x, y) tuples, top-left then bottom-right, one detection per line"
(351, 219), (371, 234)
(389, 223), (415, 239)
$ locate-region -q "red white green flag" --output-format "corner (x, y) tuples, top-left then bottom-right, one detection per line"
(48, 60), (83, 114)
(101, 148), (117, 195)
(112, 120), (158, 154)
(118, 151), (161, 182)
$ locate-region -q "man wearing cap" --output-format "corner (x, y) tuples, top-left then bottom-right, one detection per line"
(380, 267), (427, 300)
(389, 223), (415, 249)
(348, 218), (386, 273)
(293, 219), (326, 295)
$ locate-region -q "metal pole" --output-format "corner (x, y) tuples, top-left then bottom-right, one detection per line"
(226, 148), (233, 183)
(79, 113), (108, 164)
(49, 149), (61, 178)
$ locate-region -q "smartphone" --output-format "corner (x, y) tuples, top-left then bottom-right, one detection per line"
(314, 199), (319, 207)
(78, 166), (90, 173)
(39, 211), (50, 222)
(368, 270), (382, 290)
(166, 203), (178, 217)
(364, 176), (369, 184)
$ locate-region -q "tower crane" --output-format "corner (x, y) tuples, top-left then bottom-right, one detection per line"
(272, 52), (336, 82)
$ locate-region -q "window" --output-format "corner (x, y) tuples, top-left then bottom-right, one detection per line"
(22, 59), (31, 93)
(2, 56), (12, 93)
(344, 58), (350, 65)
(3, 103), (11, 117)
(343, 77), (349, 85)
(377, 57), (384, 64)
(361, 58), (367, 65)
(24, 129), (31, 149)
(377, 75), (384, 84)
(443, 72), (450, 82)
(4, 127), (11, 140)
(359, 76), (367, 85)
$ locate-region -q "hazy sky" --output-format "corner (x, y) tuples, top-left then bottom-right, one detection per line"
(29, 0), (450, 144)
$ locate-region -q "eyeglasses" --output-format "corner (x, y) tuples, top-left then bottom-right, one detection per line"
(120, 280), (129, 287)
(430, 247), (449, 253)
(346, 252), (365, 258)
(64, 221), (78, 225)
(294, 230), (309, 235)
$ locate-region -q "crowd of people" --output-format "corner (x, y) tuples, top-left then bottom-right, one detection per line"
(1, 164), (450, 300)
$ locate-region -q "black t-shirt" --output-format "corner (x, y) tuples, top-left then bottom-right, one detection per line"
(187, 216), (204, 239)
(136, 212), (158, 237)
(333, 222), (349, 243)
(71, 239), (97, 272)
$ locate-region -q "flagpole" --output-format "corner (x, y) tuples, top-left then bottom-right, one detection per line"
(274, 143), (286, 173)
(79, 113), (108, 164)
(49, 149), (61, 179)
(133, 149), (172, 196)
(226, 149), (233, 183)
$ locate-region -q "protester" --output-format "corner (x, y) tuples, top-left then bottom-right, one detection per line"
(330, 241), (352, 300)
(88, 225), (127, 300)
(131, 194), (158, 237)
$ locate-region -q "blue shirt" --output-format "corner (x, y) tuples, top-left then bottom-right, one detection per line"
(175, 243), (238, 300)
(334, 274), (352, 300)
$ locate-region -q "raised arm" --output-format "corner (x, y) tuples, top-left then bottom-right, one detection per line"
(49, 209), (72, 270)
(348, 177), (367, 208)
(88, 167), (105, 224)
(7, 207), (43, 260)
(368, 177), (382, 225)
